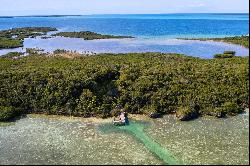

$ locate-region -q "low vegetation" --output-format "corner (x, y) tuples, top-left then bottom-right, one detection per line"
(1, 52), (23, 59)
(0, 106), (22, 121)
(212, 36), (249, 48)
(0, 53), (248, 121)
(180, 36), (249, 48)
(214, 51), (236, 59)
(53, 31), (134, 40)
(0, 27), (57, 49)
(0, 27), (57, 39)
(0, 37), (23, 49)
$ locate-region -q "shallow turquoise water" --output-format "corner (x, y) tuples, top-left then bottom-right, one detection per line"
(0, 114), (248, 165)
(146, 114), (249, 165)
(0, 14), (249, 58)
(99, 121), (179, 165)
(0, 37), (248, 58)
(0, 14), (249, 38)
(0, 116), (163, 165)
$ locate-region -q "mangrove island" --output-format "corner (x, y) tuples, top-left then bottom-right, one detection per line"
(0, 52), (248, 122)
(52, 31), (134, 40)
(0, 27), (57, 49)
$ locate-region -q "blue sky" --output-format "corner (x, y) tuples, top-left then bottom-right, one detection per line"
(0, 0), (249, 16)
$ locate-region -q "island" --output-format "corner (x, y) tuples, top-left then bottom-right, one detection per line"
(0, 27), (134, 49)
(0, 27), (57, 49)
(0, 52), (248, 122)
(52, 31), (134, 40)
(179, 35), (249, 48)
(0, 37), (23, 49)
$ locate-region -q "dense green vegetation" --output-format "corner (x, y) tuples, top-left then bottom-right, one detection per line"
(180, 36), (249, 48)
(53, 31), (134, 40)
(0, 38), (23, 49)
(0, 53), (248, 121)
(0, 106), (22, 121)
(0, 27), (57, 49)
(214, 51), (236, 59)
(212, 36), (249, 48)
(0, 27), (57, 40)
(1, 52), (23, 59)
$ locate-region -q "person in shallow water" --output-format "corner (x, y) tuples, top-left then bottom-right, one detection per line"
(124, 112), (129, 125)
(113, 112), (129, 125)
(120, 112), (129, 124)
(119, 112), (125, 122)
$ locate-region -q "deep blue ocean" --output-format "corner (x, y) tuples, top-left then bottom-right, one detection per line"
(0, 13), (249, 38)
(0, 14), (249, 58)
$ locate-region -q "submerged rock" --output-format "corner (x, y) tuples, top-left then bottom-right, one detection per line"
(176, 112), (199, 121)
(176, 106), (199, 121)
(149, 112), (162, 119)
(207, 111), (226, 118)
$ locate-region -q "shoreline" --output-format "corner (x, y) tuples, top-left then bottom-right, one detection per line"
(1, 108), (248, 125)
(177, 35), (249, 48)
(0, 27), (249, 58)
(27, 113), (152, 124)
(0, 36), (248, 58)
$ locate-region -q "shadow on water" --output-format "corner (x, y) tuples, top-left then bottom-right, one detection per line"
(98, 121), (181, 165)
(0, 115), (27, 127)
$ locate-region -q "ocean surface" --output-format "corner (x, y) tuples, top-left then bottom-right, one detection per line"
(0, 14), (249, 38)
(0, 13), (249, 57)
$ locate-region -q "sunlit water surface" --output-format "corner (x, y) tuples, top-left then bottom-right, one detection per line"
(0, 14), (249, 58)
(0, 113), (248, 165)
(0, 37), (249, 58)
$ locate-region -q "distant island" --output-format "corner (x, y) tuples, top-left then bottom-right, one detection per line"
(53, 31), (134, 40)
(0, 27), (57, 49)
(0, 16), (14, 18)
(0, 27), (134, 49)
(0, 15), (83, 18)
(179, 36), (249, 48)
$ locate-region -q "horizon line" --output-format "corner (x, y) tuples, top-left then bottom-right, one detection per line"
(0, 12), (249, 17)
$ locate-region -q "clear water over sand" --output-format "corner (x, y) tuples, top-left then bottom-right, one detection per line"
(0, 37), (249, 58)
(0, 114), (248, 165)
